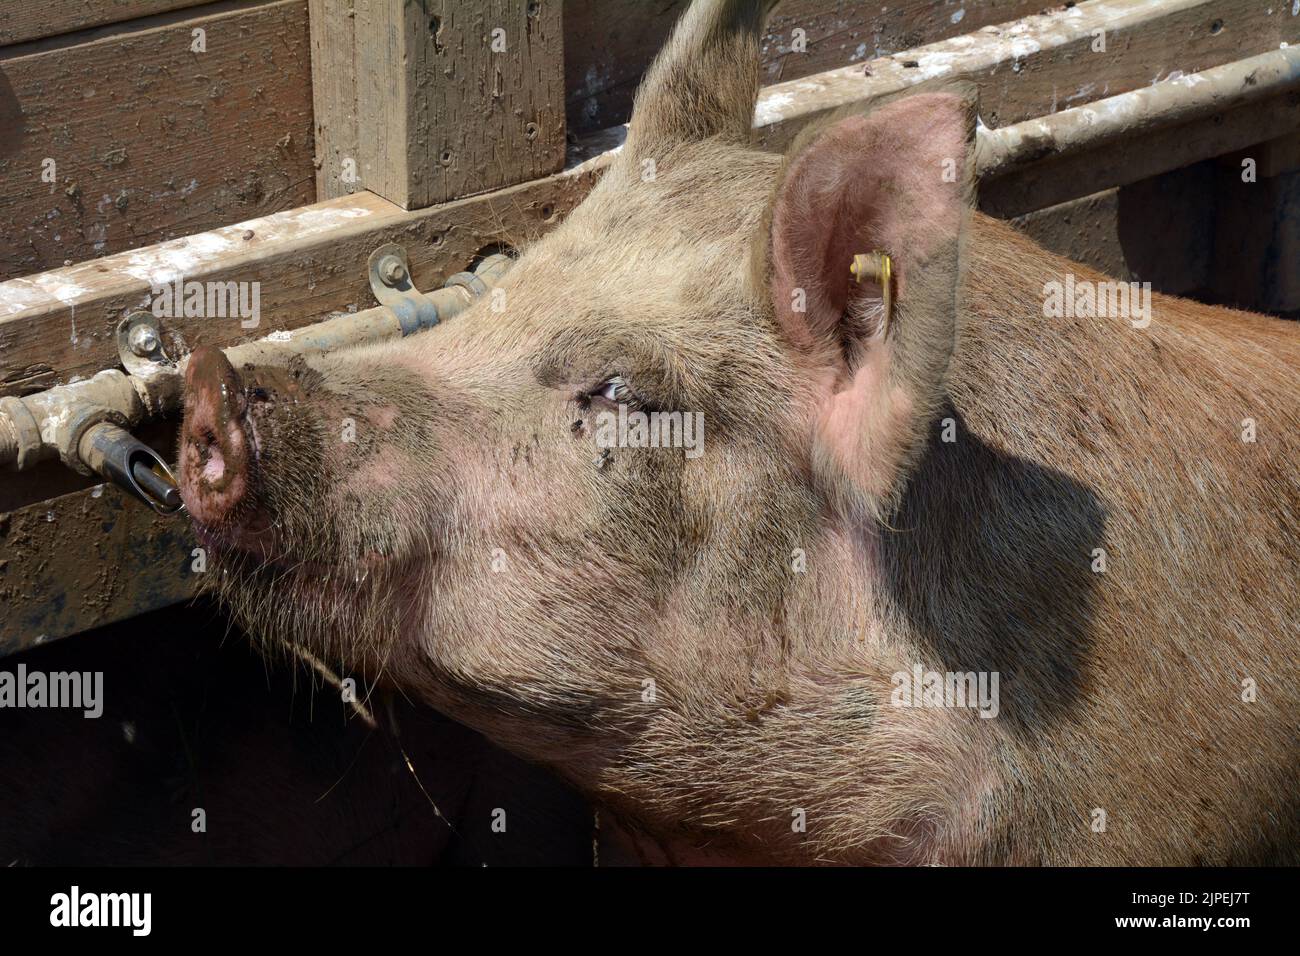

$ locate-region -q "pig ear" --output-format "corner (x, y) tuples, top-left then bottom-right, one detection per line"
(768, 90), (977, 521)
(623, 0), (779, 159)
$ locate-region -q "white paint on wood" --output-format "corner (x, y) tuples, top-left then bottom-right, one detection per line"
(0, 201), (383, 316)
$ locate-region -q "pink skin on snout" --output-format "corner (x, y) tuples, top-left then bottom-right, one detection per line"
(179, 346), (255, 529)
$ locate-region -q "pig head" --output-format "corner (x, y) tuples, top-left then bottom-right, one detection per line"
(179, 0), (1300, 865)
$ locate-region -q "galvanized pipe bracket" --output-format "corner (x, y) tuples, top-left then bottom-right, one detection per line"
(116, 311), (175, 378)
(367, 244), (440, 335)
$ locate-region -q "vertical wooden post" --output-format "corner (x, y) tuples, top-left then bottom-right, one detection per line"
(311, 0), (566, 209)
(309, 0), (361, 199)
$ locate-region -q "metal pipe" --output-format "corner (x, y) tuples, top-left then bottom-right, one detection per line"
(78, 422), (183, 515)
(0, 253), (513, 487)
(0, 370), (145, 473)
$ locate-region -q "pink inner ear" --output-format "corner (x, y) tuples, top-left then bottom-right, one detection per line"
(770, 93), (970, 353)
(818, 343), (919, 500)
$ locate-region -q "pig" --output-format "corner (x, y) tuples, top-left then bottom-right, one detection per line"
(178, 0), (1300, 865)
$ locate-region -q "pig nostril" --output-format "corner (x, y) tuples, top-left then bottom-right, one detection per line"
(181, 345), (257, 525)
(201, 443), (226, 484)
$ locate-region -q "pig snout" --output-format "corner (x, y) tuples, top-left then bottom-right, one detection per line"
(180, 346), (255, 528)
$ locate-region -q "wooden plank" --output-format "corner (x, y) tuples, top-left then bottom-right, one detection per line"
(752, 0), (1300, 150)
(347, 0), (566, 209)
(760, 0), (1054, 82)
(2, 0), (1279, 280)
(308, 0), (360, 200)
(1211, 131), (1300, 312)
(1013, 188), (1135, 282)
(562, 0), (1049, 134)
(0, 479), (198, 655)
(0, 0), (211, 46)
(0, 167), (599, 399)
(0, 0), (315, 281)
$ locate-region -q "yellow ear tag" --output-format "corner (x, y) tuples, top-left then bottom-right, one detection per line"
(850, 251), (893, 337)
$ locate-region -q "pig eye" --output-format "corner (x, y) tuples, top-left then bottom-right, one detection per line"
(582, 374), (653, 412)
(593, 376), (633, 404)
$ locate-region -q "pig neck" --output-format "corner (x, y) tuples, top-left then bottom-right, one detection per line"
(584, 511), (1000, 865)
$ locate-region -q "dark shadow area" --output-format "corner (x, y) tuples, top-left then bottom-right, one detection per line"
(1116, 162), (1215, 297)
(1115, 155), (1300, 319)
(879, 409), (1108, 738)
(0, 600), (593, 866)
(1017, 152), (1299, 321)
